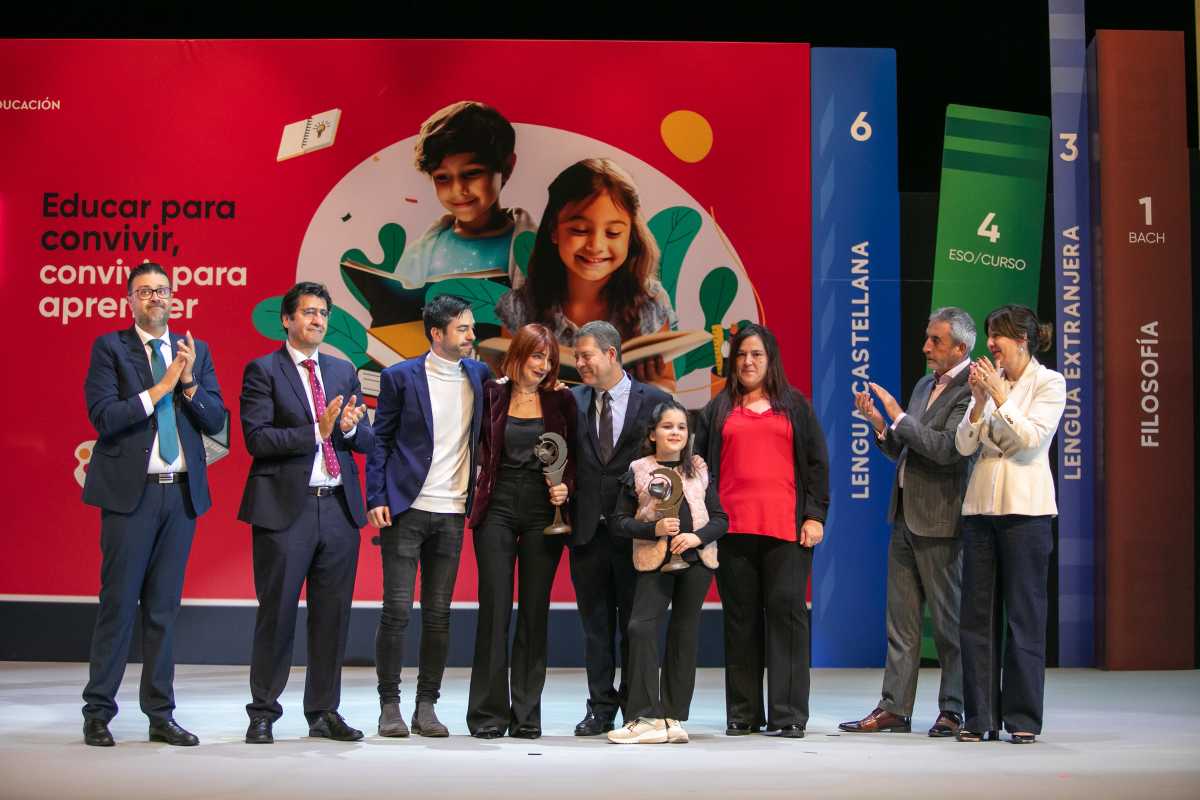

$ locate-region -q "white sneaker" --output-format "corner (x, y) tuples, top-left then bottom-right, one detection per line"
(607, 717), (668, 744)
(665, 719), (689, 743)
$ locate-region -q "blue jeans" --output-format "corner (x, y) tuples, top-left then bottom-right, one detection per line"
(960, 514), (1053, 734)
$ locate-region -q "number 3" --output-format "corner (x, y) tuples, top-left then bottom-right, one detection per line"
(1059, 132), (1079, 162)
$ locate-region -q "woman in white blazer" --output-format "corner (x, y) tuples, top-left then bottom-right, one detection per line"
(954, 305), (1065, 745)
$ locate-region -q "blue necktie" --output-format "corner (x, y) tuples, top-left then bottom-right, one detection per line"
(149, 339), (180, 465)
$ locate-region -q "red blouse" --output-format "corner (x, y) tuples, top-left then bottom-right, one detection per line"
(718, 406), (798, 541)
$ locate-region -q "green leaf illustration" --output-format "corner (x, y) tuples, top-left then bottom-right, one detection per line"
(672, 266), (737, 381)
(513, 230), (535, 276)
(426, 278), (507, 327)
(699, 267), (738, 327)
(341, 222), (407, 309)
(324, 306), (371, 368)
(648, 206), (702, 305)
(251, 296), (287, 342)
(686, 343), (716, 372)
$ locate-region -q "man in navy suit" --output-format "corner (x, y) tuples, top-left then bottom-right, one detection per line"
(367, 294), (489, 738)
(81, 262), (226, 747)
(238, 282), (373, 744)
(568, 321), (671, 735)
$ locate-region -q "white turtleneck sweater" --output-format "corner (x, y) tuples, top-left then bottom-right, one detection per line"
(412, 349), (474, 514)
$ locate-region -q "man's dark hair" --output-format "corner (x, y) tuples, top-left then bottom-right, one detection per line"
(423, 294), (472, 340)
(126, 262), (169, 293)
(281, 281), (333, 319)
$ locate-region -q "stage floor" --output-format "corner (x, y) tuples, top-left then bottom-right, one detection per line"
(1, 663), (1198, 799)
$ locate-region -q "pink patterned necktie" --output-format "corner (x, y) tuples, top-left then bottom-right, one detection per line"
(301, 359), (341, 478)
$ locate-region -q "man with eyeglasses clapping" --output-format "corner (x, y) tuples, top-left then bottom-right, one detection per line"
(81, 262), (226, 747)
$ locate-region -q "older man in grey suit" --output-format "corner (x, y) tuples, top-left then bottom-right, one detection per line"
(840, 307), (976, 738)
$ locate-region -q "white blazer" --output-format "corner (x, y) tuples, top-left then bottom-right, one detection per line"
(955, 359), (1066, 517)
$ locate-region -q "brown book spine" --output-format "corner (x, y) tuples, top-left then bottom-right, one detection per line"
(1093, 30), (1194, 669)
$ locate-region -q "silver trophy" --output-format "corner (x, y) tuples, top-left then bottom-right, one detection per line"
(648, 467), (690, 573)
(534, 432), (571, 535)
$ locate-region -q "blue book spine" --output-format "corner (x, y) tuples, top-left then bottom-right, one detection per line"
(1049, 0), (1096, 667)
(810, 47), (901, 667)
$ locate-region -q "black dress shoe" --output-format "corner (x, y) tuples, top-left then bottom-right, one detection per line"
(1010, 732), (1037, 744)
(574, 711), (615, 736)
(725, 721), (761, 736)
(775, 724), (806, 739)
(245, 716), (274, 744)
(472, 726), (504, 740)
(308, 711), (363, 742)
(148, 718), (199, 746)
(83, 718), (114, 747)
(509, 723), (542, 739)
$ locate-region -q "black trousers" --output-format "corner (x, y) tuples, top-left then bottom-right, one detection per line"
(715, 533), (813, 728)
(246, 491), (360, 723)
(568, 520), (636, 720)
(625, 564), (713, 721)
(467, 468), (564, 733)
(375, 508), (464, 705)
(83, 482), (196, 724)
(960, 514), (1053, 734)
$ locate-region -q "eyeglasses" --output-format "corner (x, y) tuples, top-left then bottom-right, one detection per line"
(131, 286), (172, 300)
(299, 308), (331, 319)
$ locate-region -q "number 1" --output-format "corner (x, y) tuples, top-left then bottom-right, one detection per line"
(1138, 196), (1153, 226)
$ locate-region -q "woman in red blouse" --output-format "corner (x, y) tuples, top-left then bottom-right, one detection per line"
(695, 323), (830, 738)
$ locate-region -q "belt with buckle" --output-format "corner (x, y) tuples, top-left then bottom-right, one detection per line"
(309, 485), (343, 497)
(147, 472), (188, 484)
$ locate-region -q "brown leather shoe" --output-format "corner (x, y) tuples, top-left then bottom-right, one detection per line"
(838, 707), (911, 733)
(928, 710), (962, 737)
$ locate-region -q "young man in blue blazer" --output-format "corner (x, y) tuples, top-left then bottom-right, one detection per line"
(367, 295), (489, 737)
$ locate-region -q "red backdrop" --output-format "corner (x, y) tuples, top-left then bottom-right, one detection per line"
(0, 39), (811, 602)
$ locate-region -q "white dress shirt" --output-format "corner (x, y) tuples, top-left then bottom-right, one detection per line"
(285, 342), (350, 488)
(593, 371), (632, 449)
(134, 324), (186, 475)
(955, 358), (1067, 516)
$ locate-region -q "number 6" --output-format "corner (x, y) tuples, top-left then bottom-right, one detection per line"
(851, 111), (872, 142)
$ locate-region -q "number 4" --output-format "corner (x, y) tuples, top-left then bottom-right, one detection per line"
(977, 212), (1000, 244)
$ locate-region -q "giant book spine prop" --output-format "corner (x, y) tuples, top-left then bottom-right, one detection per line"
(1048, 0), (1097, 667)
(810, 48), (901, 666)
(1090, 29), (1194, 670)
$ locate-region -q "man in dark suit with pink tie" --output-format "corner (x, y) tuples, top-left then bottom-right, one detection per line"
(238, 281), (373, 744)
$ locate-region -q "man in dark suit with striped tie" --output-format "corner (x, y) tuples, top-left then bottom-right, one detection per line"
(238, 281), (374, 744)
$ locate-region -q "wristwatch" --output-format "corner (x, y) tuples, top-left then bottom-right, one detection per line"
(179, 378), (197, 390)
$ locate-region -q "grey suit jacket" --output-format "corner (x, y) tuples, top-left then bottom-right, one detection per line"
(876, 370), (972, 538)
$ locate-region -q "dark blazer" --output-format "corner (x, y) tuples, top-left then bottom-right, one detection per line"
(569, 377), (671, 548)
(366, 351), (490, 516)
(876, 370), (972, 537)
(83, 327), (226, 516)
(468, 378), (577, 529)
(695, 388), (831, 528)
(237, 345), (375, 531)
